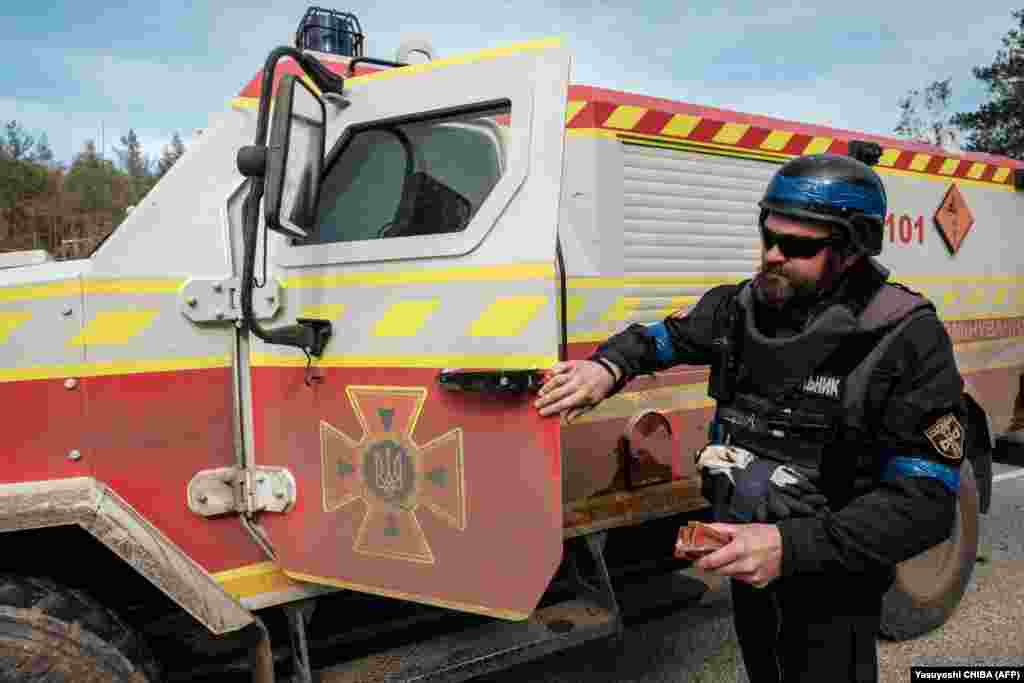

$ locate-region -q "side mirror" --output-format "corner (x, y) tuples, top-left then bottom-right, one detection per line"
(264, 73), (326, 240)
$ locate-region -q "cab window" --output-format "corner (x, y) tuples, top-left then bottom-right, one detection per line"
(310, 106), (507, 245)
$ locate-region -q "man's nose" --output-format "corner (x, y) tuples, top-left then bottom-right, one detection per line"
(764, 244), (786, 264)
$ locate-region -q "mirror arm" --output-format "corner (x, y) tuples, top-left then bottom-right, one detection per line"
(239, 47), (340, 358)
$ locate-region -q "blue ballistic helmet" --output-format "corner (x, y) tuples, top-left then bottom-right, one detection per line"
(759, 154), (888, 256)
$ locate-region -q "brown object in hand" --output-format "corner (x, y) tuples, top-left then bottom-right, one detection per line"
(675, 521), (729, 558)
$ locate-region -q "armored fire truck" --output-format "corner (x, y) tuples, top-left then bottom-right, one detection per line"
(1, 7), (1022, 682)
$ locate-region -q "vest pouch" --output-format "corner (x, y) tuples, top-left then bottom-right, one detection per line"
(716, 393), (839, 473)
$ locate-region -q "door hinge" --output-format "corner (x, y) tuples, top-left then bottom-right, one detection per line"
(179, 277), (281, 323)
(187, 466), (297, 517)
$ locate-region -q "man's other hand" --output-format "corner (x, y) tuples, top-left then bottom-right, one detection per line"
(695, 523), (783, 588)
(534, 360), (618, 419)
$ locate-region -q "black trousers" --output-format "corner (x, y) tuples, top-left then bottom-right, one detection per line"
(730, 571), (894, 683)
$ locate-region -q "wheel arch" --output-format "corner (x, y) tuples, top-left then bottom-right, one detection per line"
(0, 477), (254, 636)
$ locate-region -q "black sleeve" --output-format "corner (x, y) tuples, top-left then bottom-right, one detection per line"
(590, 284), (740, 385)
(777, 312), (963, 576)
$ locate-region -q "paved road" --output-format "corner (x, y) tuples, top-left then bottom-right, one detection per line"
(480, 461), (1024, 683)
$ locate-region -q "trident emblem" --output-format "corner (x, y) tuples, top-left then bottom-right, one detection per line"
(374, 441), (404, 496)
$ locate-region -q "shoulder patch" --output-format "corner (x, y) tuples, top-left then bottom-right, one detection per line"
(924, 413), (965, 461)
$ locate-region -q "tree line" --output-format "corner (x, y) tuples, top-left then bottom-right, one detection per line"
(895, 9), (1023, 156)
(0, 124), (187, 260)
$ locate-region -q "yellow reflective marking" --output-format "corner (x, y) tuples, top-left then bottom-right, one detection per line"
(993, 167), (1011, 183)
(943, 289), (961, 308)
(565, 101), (586, 123)
(231, 97), (256, 111)
(967, 163), (987, 179)
(660, 114), (701, 138)
(804, 137), (833, 154)
(712, 123), (750, 145)
(994, 288), (1010, 306)
(346, 37), (562, 86)
(83, 279), (184, 295)
(605, 105), (648, 130)
(69, 310), (160, 346)
(300, 304), (346, 321)
(874, 165), (1014, 190)
(283, 263), (554, 290)
(656, 296), (698, 318)
(0, 281), (79, 303)
(566, 294), (586, 323)
(0, 355), (232, 383)
(374, 300), (440, 337)
(601, 297), (639, 323)
(213, 562), (294, 599)
(0, 312), (32, 343)
(877, 149), (902, 167)
(469, 296), (547, 337)
(252, 352), (557, 370)
(940, 158), (960, 176)
(760, 130), (794, 151)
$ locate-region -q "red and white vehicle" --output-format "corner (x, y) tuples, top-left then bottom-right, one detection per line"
(1, 7), (1020, 681)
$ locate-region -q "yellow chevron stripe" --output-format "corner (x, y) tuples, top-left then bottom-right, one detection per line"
(300, 304), (347, 321)
(660, 114), (702, 138)
(565, 100), (586, 123)
(760, 130), (794, 151)
(68, 310), (160, 346)
(469, 296), (547, 336)
(993, 167), (1011, 183)
(803, 137), (833, 154)
(940, 159), (960, 176)
(967, 163), (987, 179)
(605, 105), (648, 130)
(0, 355), (232, 383)
(877, 149), (902, 167)
(374, 300), (440, 337)
(909, 154), (932, 172)
(283, 263), (554, 290)
(600, 296), (640, 323)
(0, 312), (32, 343)
(712, 123), (750, 145)
(251, 352), (557, 370)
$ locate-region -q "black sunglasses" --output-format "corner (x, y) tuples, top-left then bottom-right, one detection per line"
(760, 226), (839, 259)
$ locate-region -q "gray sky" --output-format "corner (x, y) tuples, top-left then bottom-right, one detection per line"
(1, 1), (1018, 165)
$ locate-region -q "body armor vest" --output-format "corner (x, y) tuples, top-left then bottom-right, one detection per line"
(709, 263), (933, 508)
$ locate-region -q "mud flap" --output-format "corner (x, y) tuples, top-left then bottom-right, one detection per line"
(878, 459), (979, 641)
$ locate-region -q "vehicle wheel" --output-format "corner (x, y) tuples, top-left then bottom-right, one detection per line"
(0, 575), (160, 682)
(879, 458), (979, 641)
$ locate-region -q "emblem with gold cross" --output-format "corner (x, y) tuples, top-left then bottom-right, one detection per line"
(320, 386), (465, 564)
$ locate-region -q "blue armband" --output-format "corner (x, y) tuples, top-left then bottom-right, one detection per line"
(645, 321), (676, 365)
(881, 455), (960, 495)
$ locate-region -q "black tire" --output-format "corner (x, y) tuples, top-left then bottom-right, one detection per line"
(0, 574), (161, 682)
(879, 458), (979, 641)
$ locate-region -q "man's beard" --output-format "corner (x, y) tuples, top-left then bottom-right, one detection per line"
(752, 266), (821, 312)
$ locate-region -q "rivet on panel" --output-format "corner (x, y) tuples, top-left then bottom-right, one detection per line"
(216, 310), (226, 320)
(61, 306), (73, 317)
(64, 378), (78, 390)
(67, 450), (82, 462)
(213, 283), (223, 293)
(197, 494), (209, 504)
(186, 297), (198, 307)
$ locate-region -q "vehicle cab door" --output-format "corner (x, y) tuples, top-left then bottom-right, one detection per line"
(251, 40), (571, 620)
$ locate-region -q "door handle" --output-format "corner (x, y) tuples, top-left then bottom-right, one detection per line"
(437, 369), (544, 395)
